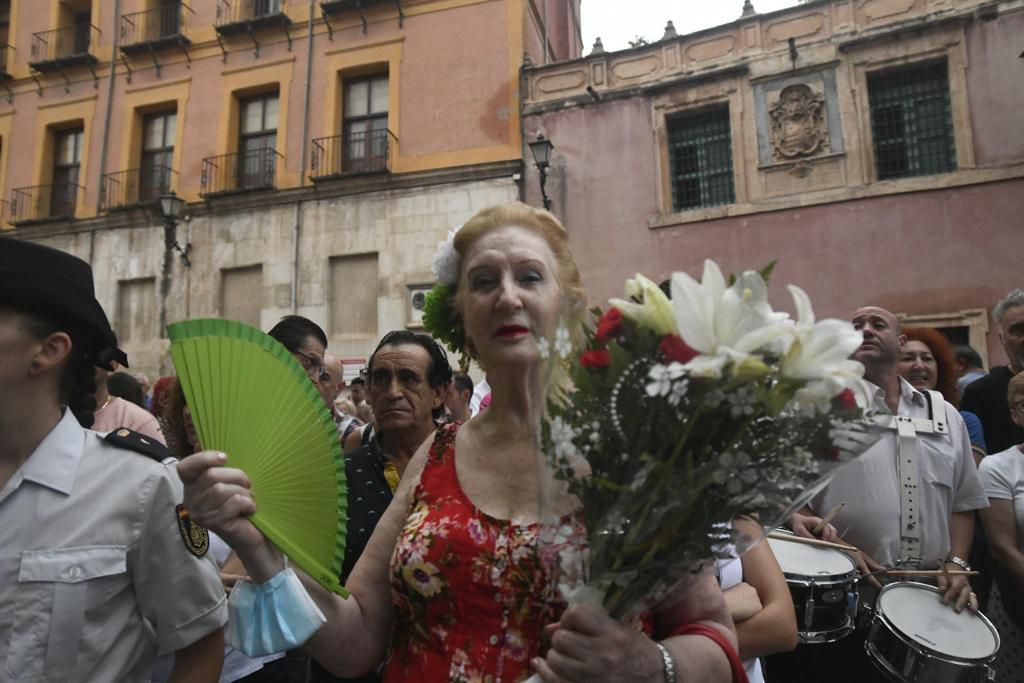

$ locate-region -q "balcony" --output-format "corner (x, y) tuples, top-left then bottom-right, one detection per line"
(11, 183), (83, 224)
(216, 0), (291, 36)
(101, 166), (178, 211)
(201, 148), (283, 196)
(311, 129), (395, 181)
(120, 3), (193, 54)
(320, 0), (403, 35)
(29, 25), (100, 72)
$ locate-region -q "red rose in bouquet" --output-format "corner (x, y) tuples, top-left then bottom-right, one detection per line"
(595, 308), (624, 344)
(580, 349), (611, 369)
(659, 335), (700, 365)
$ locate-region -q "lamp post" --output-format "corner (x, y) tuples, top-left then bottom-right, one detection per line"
(528, 133), (555, 212)
(158, 191), (190, 268)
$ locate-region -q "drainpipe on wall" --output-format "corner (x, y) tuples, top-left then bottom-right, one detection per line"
(95, 0), (121, 213)
(291, 202), (302, 314)
(542, 0), (548, 65)
(291, 0), (316, 313)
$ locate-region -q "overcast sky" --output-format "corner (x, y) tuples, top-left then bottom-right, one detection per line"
(582, 1), (801, 52)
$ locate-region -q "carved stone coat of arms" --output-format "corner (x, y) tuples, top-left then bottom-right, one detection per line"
(769, 84), (828, 160)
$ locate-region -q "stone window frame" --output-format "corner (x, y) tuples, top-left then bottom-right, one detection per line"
(896, 308), (990, 369)
(651, 77), (747, 224)
(843, 24), (976, 186)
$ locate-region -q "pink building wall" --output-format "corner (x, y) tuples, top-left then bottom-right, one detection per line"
(522, 10), (1024, 367)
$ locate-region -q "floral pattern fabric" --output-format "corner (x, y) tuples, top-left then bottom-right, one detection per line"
(385, 423), (572, 683)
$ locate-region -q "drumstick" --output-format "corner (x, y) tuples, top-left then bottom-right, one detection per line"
(881, 569), (979, 577)
(813, 502), (845, 534)
(767, 531), (858, 553)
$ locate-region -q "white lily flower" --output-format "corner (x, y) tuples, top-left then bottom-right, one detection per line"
(609, 274), (678, 337)
(670, 260), (793, 378)
(782, 285), (873, 412)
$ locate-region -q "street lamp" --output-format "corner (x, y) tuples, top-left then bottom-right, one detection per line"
(157, 191), (191, 268)
(528, 133), (555, 212)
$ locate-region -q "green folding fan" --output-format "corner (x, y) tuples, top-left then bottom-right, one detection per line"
(168, 318), (348, 597)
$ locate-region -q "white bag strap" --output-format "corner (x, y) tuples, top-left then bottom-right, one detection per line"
(875, 390), (947, 564)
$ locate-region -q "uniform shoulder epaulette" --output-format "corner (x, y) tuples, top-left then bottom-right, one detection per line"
(104, 428), (173, 463)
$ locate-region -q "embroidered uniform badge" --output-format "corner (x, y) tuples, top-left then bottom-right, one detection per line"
(176, 504), (210, 557)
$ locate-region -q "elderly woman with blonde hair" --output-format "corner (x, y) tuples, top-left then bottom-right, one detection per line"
(177, 202), (739, 683)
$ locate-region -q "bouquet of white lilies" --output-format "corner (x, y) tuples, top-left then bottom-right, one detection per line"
(536, 259), (879, 622)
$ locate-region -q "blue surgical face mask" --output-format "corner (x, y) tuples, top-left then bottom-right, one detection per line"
(226, 567), (327, 657)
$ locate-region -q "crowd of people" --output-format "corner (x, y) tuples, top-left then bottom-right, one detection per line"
(1, 206), (1023, 683)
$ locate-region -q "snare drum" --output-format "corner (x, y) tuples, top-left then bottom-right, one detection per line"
(767, 532), (859, 644)
(865, 582), (999, 682)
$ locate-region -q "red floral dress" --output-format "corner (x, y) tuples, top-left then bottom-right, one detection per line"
(384, 423), (568, 683)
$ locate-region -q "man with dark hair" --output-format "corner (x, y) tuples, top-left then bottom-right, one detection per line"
(446, 372), (475, 423)
(310, 330), (452, 683)
(348, 375), (367, 409)
(0, 237), (226, 682)
(955, 344), (987, 398)
(268, 315), (328, 382)
(962, 289), (1024, 453)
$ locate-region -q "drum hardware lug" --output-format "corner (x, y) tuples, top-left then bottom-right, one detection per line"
(803, 582), (816, 629)
(985, 665), (995, 681)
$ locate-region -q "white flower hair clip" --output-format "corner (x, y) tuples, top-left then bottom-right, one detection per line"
(430, 226), (462, 286)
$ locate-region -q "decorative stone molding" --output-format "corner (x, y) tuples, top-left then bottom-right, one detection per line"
(769, 84), (829, 160)
(522, 0), (1010, 111)
(753, 67), (844, 167)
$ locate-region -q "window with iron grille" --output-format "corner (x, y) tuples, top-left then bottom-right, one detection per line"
(868, 60), (956, 180)
(667, 106), (735, 211)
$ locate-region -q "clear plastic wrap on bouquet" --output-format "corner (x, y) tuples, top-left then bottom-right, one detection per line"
(535, 261), (884, 624)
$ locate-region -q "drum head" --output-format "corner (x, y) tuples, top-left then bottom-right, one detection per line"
(877, 583), (999, 660)
(767, 536), (856, 578)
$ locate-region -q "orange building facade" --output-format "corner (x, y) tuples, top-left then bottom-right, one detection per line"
(2, 0), (581, 376)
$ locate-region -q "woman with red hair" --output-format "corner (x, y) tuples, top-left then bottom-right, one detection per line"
(898, 327), (986, 457)
(898, 327), (959, 405)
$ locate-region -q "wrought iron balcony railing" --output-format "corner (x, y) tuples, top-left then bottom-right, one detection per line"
(29, 25), (100, 70)
(311, 129), (396, 180)
(101, 166), (178, 211)
(216, 0), (288, 30)
(11, 183), (84, 223)
(319, 0), (403, 35)
(120, 2), (193, 51)
(201, 147), (283, 196)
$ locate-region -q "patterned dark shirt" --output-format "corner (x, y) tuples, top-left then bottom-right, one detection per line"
(310, 435), (393, 683)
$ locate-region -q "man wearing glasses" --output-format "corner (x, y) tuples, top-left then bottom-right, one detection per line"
(268, 315), (328, 381)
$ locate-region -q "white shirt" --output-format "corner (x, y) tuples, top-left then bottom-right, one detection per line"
(979, 445), (1024, 551)
(716, 554), (765, 683)
(469, 377), (490, 416)
(811, 377), (988, 566)
(0, 410), (227, 682)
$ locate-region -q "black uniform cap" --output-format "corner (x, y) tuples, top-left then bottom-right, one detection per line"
(0, 236), (128, 369)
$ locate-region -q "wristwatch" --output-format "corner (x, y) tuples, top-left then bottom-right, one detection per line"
(946, 555), (972, 572)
